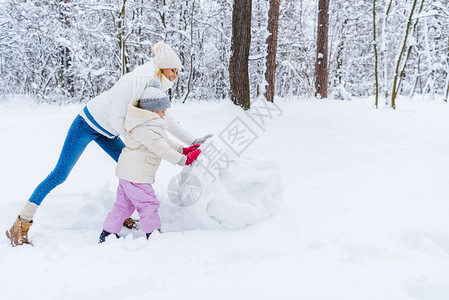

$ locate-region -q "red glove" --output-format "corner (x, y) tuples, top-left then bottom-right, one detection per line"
(185, 149), (201, 165)
(182, 144), (200, 155)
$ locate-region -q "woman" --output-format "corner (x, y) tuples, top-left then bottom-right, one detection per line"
(6, 41), (211, 246)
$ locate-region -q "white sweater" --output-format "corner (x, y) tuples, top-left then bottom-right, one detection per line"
(79, 60), (196, 145)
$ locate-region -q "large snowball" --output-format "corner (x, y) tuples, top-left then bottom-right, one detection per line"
(159, 148), (283, 231)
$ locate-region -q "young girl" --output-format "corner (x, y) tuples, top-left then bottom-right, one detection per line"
(99, 81), (201, 243)
(6, 41), (211, 246)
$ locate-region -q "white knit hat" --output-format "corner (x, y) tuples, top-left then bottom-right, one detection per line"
(138, 79), (171, 111)
(152, 41), (182, 70)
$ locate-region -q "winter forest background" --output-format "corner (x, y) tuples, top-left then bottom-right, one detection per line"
(0, 0), (448, 105)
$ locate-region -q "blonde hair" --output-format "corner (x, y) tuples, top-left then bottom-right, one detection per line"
(156, 68), (179, 82)
(155, 69), (164, 83)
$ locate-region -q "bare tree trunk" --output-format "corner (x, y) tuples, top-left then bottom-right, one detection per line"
(229, 0), (252, 109)
(334, 19), (347, 88)
(391, 0), (418, 109)
(382, 0), (394, 105)
(408, 0), (425, 99)
(373, 0), (379, 108)
(399, 0), (425, 100)
(137, 0), (145, 66)
(445, 76), (449, 102)
(159, 0), (166, 29)
(183, 0), (196, 103)
(421, 16), (436, 99)
(445, 37), (449, 102)
(60, 0), (74, 96)
(410, 56), (420, 98)
(315, 0), (329, 99)
(264, 0), (280, 103)
(118, 0), (129, 75)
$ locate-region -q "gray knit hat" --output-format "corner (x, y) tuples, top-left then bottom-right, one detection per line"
(138, 79), (171, 112)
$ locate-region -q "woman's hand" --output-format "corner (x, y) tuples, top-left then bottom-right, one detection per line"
(192, 134), (213, 145)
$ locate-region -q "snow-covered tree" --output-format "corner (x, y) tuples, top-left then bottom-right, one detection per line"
(0, 0), (447, 103)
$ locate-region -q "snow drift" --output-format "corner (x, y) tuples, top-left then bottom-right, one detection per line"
(160, 145), (283, 231)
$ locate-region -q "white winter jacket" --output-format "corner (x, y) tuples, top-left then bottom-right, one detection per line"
(115, 102), (183, 184)
(79, 60), (196, 145)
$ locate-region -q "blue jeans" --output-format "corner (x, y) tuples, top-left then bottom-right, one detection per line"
(29, 115), (125, 205)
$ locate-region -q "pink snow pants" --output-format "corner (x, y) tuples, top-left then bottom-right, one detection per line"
(103, 179), (161, 234)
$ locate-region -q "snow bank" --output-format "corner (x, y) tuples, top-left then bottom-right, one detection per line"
(2, 97), (449, 300)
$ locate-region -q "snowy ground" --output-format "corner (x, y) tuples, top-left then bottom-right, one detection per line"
(1, 95), (449, 300)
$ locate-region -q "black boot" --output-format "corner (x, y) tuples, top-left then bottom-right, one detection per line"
(99, 230), (111, 244)
(146, 229), (162, 239)
(98, 230), (120, 244)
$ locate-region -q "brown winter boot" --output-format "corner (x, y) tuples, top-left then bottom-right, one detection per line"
(5, 216), (33, 246)
(123, 218), (136, 229)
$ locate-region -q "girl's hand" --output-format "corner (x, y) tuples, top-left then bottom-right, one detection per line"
(185, 149), (202, 165)
(182, 144), (200, 155)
